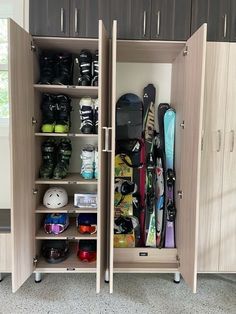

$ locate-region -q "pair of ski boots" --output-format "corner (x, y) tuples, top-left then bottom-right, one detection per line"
(81, 145), (98, 180)
(39, 139), (72, 179)
(41, 94), (72, 133)
(39, 53), (72, 85)
(79, 97), (98, 134)
(73, 50), (98, 86)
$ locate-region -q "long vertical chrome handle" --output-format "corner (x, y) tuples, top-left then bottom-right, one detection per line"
(107, 127), (112, 152)
(223, 14), (227, 38)
(102, 127), (108, 152)
(60, 8), (64, 33)
(217, 130), (221, 152)
(156, 11), (161, 37)
(74, 8), (78, 33)
(143, 11), (147, 37)
(230, 130), (235, 152)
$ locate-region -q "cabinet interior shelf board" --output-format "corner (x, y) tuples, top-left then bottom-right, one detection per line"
(34, 85), (98, 97)
(35, 173), (98, 185)
(35, 133), (98, 138)
(113, 262), (179, 273)
(36, 201), (97, 214)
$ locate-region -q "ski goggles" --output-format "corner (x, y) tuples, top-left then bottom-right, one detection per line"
(78, 224), (97, 235)
(77, 250), (96, 262)
(44, 223), (67, 235)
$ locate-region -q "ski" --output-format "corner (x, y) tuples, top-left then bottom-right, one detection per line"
(155, 156), (164, 247)
(164, 108), (176, 248)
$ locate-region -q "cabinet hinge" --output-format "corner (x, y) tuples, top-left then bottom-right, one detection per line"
(176, 255), (180, 266)
(31, 41), (36, 52)
(180, 121), (185, 129)
(32, 188), (38, 195)
(183, 46), (188, 56)
(33, 257), (38, 266)
(32, 117), (37, 125)
(177, 190), (183, 199)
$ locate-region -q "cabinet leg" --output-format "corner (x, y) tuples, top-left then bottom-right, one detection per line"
(174, 272), (180, 284)
(34, 272), (42, 283)
(0, 273), (2, 282)
(105, 269), (109, 283)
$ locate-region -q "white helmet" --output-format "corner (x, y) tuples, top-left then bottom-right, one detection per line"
(43, 187), (68, 209)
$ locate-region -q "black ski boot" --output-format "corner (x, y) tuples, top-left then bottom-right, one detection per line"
(39, 139), (57, 178)
(41, 94), (56, 133)
(91, 50), (99, 86)
(78, 50), (92, 86)
(55, 95), (72, 133)
(79, 97), (94, 134)
(38, 54), (55, 84)
(53, 139), (72, 179)
(53, 54), (72, 85)
(94, 98), (98, 134)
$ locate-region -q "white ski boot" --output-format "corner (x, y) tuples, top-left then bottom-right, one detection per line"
(80, 145), (95, 179)
(94, 146), (98, 179)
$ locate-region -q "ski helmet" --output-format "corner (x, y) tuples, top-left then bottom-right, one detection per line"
(77, 213), (97, 234)
(41, 240), (70, 264)
(44, 213), (69, 235)
(43, 187), (68, 209)
(77, 240), (96, 262)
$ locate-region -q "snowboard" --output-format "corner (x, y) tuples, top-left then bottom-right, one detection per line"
(164, 109), (176, 248)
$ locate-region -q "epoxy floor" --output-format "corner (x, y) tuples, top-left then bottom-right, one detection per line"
(0, 273), (235, 313)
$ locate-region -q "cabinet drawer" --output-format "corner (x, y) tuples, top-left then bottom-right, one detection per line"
(0, 233), (11, 272)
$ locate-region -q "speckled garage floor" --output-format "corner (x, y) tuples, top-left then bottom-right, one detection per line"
(0, 273), (235, 314)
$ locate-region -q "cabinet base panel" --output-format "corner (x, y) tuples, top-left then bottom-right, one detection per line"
(113, 262), (179, 273)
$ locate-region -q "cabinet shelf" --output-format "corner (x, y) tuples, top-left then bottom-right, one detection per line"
(36, 223), (97, 240)
(35, 173), (98, 185)
(36, 201), (97, 214)
(113, 262), (179, 273)
(35, 133), (98, 138)
(34, 84), (98, 98)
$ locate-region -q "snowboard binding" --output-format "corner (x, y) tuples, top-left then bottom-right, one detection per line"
(166, 169), (176, 188)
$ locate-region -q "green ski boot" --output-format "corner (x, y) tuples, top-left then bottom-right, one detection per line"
(55, 95), (72, 133)
(53, 139), (72, 179)
(39, 139), (57, 178)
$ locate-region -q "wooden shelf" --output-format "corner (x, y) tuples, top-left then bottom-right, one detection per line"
(36, 201), (97, 214)
(35, 173), (98, 185)
(34, 84), (98, 98)
(35, 243), (97, 273)
(35, 133), (98, 138)
(36, 223), (97, 240)
(113, 262), (179, 273)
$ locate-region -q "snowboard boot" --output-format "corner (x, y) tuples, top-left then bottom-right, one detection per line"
(55, 95), (72, 133)
(53, 139), (72, 179)
(91, 50), (99, 86)
(79, 97), (94, 134)
(53, 54), (72, 85)
(94, 147), (98, 179)
(41, 94), (56, 133)
(93, 98), (98, 134)
(78, 50), (92, 86)
(38, 54), (55, 84)
(80, 145), (95, 180)
(39, 139), (57, 178)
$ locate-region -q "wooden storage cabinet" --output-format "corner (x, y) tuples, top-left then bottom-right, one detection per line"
(108, 21), (207, 293)
(0, 234), (11, 274)
(8, 19), (109, 293)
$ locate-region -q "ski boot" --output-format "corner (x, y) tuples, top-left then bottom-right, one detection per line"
(55, 95), (72, 133)
(53, 139), (72, 179)
(91, 50), (99, 86)
(93, 98), (99, 134)
(79, 97), (94, 134)
(80, 145), (95, 180)
(39, 139), (57, 178)
(38, 54), (55, 84)
(40, 94), (56, 133)
(53, 54), (72, 85)
(94, 147), (98, 179)
(78, 50), (92, 86)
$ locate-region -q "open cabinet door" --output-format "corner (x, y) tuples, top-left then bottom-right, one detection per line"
(96, 20), (109, 293)
(109, 20), (117, 294)
(177, 24), (207, 292)
(8, 19), (35, 292)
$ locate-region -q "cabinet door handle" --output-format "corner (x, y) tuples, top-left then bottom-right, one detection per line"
(107, 127), (112, 152)
(156, 10), (161, 37)
(102, 127), (108, 152)
(230, 130), (234, 152)
(60, 8), (64, 33)
(143, 11), (147, 37)
(217, 130), (222, 152)
(74, 8), (78, 33)
(223, 13), (227, 38)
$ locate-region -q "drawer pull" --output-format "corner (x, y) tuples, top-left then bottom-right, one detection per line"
(156, 11), (161, 37)
(60, 8), (64, 33)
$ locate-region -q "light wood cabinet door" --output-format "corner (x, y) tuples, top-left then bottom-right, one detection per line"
(220, 43), (236, 272)
(177, 24), (207, 292)
(198, 43), (229, 272)
(8, 19), (35, 292)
